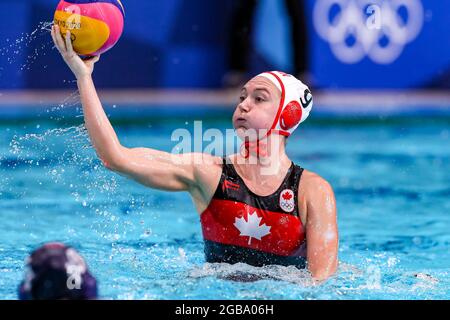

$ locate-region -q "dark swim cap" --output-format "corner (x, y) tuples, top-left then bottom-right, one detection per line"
(18, 242), (98, 300)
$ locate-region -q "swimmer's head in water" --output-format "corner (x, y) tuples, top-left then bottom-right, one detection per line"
(18, 242), (98, 300)
(233, 71), (313, 141)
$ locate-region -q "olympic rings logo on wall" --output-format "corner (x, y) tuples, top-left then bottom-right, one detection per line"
(313, 0), (424, 64)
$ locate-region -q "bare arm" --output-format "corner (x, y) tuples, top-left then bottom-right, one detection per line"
(51, 25), (123, 167)
(304, 175), (339, 281)
(50, 25), (220, 196)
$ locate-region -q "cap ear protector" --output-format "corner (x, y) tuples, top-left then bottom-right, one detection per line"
(280, 100), (302, 131)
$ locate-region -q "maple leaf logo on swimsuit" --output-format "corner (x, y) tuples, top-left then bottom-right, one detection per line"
(233, 211), (271, 245)
(282, 191), (292, 200)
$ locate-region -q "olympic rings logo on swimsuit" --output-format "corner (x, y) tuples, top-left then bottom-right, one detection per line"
(313, 0), (424, 64)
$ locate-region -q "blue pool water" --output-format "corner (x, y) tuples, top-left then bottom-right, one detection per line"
(0, 110), (449, 299)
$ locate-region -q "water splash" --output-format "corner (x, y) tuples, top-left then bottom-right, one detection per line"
(184, 256), (443, 299)
(0, 21), (54, 73)
(51, 90), (81, 112)
(45, 90), (82, 121)
(188, 262), (315, 286)
(0, 21), (139, 244)
(6, 119), (151, 246)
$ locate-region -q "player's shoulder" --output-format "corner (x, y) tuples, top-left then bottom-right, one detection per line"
(300, 169), (334, 195)
(191, 153), (223, 180)
(298, 169), (337, 221)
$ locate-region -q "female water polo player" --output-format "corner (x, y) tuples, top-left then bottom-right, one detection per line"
(51, 25), (338, 281)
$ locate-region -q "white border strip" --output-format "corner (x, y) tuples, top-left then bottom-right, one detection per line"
(0, 90), (449, 111)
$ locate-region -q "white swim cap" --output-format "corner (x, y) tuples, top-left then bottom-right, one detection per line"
(257, 71), (313, 137)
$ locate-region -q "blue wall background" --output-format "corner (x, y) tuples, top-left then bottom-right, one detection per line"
(0, 0), (448, 89)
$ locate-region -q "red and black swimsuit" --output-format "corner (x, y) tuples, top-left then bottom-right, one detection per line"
(200, 158), (307, 268)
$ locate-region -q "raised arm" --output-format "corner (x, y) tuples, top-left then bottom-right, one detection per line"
(50, 25), (221, 196)
(304, 173), (339, 281)
(51, 25), (122, 168)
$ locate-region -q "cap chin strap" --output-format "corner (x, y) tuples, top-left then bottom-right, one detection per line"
(242, 138), (266, 159)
